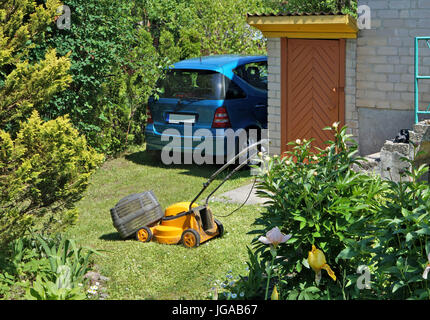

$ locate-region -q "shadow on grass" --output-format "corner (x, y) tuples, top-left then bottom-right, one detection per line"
(124, 150), (250, 181)
(99, 232), (123, 241)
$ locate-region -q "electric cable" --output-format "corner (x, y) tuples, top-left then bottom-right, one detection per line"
(214, 175), (258, 218)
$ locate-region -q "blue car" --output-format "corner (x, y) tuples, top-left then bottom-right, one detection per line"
(145, 55), (268, 163)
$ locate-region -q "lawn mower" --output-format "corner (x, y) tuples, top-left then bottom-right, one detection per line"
(110, 140), (267, 248)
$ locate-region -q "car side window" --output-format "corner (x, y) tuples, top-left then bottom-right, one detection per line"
(225, 79), (246, 100)
(233, 62), (268, 91)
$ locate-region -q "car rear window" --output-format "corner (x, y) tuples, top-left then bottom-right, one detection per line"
(233, 62), (268, 91)
(158, 69), (225, 100)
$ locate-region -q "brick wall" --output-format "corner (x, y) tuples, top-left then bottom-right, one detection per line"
(356, 0), (430, 154)
(266, 38), (282, 155)
(345, 39), (359, 147)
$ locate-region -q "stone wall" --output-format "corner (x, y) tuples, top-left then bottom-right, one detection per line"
(379, 120), (430, 182)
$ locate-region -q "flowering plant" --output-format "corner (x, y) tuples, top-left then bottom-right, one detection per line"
(224, 124), (430, 300)
(236, 124), (390, 300)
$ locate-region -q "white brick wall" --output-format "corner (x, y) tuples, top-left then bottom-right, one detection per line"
(356, 0), (430, 113)
(266, 38), (282, 155)
(345, 39), (359, 146)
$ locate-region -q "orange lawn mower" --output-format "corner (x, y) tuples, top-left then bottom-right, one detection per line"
(109, 140), (267, 248)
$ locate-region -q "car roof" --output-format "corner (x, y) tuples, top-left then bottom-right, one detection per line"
(171, 55), (267, 79)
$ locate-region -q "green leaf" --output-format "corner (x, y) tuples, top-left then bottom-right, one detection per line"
(392, 281), (405, 293)
(296, 260), (302, 273)
(299, 221), (306, 230)
(336, 247), (357, 260)
(416, 227), (430, 236)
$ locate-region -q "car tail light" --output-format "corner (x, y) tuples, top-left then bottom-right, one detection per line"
(212, 107), (231, 128)
(146, 107), (153, 124)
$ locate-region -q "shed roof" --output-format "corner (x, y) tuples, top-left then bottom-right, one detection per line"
(247, 11), (345, 17)
(247, 12), (358, 39)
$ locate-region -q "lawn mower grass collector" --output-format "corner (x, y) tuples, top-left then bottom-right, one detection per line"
(110, 141), (265, 248)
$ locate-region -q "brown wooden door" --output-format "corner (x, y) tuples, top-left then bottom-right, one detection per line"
(282, 39), (345, 153)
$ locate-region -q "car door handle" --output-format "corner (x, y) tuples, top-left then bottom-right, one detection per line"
(255, 104), (266, 108)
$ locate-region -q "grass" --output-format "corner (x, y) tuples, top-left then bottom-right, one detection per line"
(65, 145), (265, 299)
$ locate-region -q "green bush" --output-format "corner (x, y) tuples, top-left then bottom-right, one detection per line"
(267, 0), (358, 17)
(0, 0), (72, 133)
(366, 149), (430, 299)
(228, 125), (430, 300)
(0, 111), (104, 246)
(249, 125), (388, 299)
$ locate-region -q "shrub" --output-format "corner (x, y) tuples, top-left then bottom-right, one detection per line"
(229, 125), (430, 300)
(0, 0), (72, 132)
(366, 149), (430, 299)
(0, 111), (104, 246)
(268, 0), (358, 17)
(229, 125), (386, 300)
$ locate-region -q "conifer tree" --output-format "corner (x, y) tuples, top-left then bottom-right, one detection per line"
(0, 0), (72, 131)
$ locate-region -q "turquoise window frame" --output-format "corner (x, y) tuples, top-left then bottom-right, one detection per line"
(415, 37), (430, 123)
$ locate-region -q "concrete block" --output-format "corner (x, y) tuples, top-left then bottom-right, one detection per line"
(380, 141), (412, 182)
(376, 46), (399, 56)
(389, 1), (411, 9)
(377, 82), (394, 91)
(375, 9), (399, 19)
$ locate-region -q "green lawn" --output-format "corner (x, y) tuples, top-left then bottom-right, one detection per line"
(65, 146), (265, 299)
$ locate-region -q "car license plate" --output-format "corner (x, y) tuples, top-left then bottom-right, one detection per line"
(167, 113), (196, 124)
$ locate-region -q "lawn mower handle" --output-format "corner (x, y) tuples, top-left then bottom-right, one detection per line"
(188, 139), (269, 210)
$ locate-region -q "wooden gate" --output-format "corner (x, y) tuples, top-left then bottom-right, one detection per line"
(281, 38), (345, 153)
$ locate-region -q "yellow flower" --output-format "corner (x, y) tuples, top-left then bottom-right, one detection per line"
(271, 285), (279, 300)
(307, 245), (336, 284)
